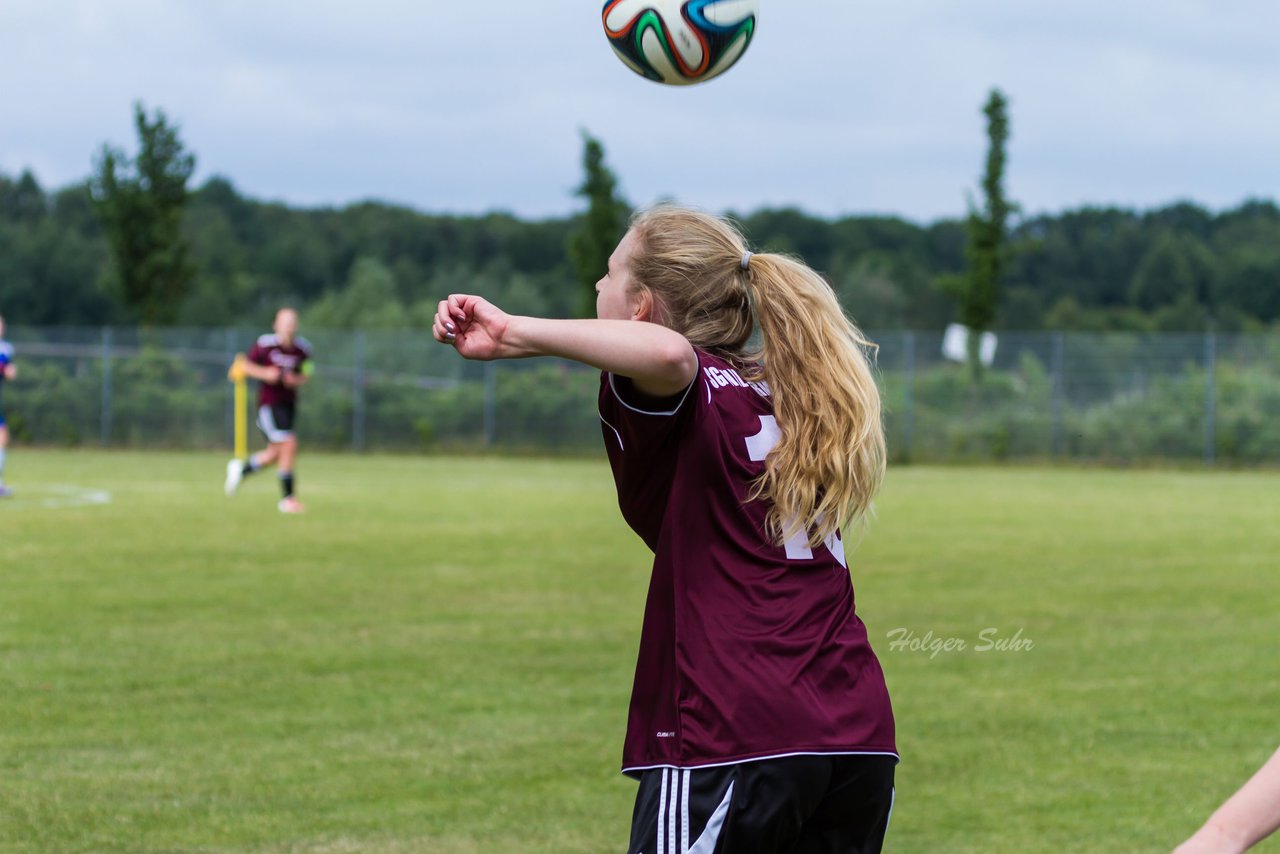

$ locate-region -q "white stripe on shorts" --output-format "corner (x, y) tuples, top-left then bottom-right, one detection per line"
(256, 405), (291, 444)
(681, 769), (690, 853)
(667, 768), (678, 854)
(657, 768), (668, 854)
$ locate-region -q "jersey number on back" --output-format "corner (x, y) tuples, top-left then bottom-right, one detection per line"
(744, 416), (847, 568)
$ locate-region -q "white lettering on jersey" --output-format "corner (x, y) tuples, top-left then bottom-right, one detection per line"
(744, 415), (847, 567)
(702, 366), (770, 399)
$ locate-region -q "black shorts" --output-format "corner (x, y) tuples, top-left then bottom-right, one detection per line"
(256, 403), (296, 443)
(627, 754), (896, 854)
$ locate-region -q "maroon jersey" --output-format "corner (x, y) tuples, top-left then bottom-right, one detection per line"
(247, 334), (312, 407)
(599, 349), (896, 776)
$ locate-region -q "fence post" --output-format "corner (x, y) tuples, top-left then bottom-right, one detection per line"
(901, 331), (915, 460)
(483, 362), (497, 448)
(1204, 326), (1216, 467)
(225, 327), (237, 448)
(352, 331), (366, 452)
(1051, 331), (1065, 457)
(100, 327), (113, 446)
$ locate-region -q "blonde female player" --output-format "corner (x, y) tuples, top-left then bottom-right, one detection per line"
(433, 205), (897, 854)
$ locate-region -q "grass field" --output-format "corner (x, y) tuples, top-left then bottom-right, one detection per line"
(2, 450), (1279, 853)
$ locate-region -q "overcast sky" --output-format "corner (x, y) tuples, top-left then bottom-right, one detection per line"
(2, 1), (1276, 223)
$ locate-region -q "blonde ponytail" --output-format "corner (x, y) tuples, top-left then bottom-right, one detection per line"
(743, 253), (886, 547)
(628, 205), (886, 547)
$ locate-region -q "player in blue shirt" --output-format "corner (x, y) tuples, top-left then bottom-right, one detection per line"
(0, 314), (17, 497)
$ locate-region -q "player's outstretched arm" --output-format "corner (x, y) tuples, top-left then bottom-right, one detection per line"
(240, 361), (281, 384)
(433, 294), (697, 398)
(1174, 747), (1280, 854)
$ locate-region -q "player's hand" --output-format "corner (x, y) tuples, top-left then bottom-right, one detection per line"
(433, 294), (514, 361)
(264, 366), (283, 384)
(282, 371), (301, 388)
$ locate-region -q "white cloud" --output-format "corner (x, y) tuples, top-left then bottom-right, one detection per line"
(0, 1), (1275, 220)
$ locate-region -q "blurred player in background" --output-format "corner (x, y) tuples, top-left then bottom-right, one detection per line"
(0, 314), (15, 497)
(435, 205), (897, 854)
(224, 307), (312, 513)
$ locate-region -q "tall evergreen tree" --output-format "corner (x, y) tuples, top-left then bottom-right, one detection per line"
(567, 131), (629, 318)
(0, 170), (47, 223)
(90, 103), (196, 325)
(944, 88), (1014, 378)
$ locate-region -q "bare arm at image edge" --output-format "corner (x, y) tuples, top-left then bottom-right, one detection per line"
(1174, 747), (1280, 854)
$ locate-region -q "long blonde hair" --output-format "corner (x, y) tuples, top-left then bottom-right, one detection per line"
(628, 204), (886, 547)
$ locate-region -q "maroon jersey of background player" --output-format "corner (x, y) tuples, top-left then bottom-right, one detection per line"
(247, 333), (312, 407)
(600, 349), (897, 776)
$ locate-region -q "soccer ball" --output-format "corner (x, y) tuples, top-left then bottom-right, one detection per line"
(603, 0), (759, 86)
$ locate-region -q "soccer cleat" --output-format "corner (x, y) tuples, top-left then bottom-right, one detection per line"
(0, 485), (11, 498)
(225, 459), (244, 496)
(277, 496), (305, 514)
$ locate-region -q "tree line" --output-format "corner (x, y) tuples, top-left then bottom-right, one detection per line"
(2, 104), (1278, 335)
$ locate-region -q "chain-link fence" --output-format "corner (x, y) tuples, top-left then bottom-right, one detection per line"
(4, 326), (1278, 465)
(873, 330), (1279, 464)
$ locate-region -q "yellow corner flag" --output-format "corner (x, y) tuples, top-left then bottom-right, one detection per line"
(228, 355), (248, 461)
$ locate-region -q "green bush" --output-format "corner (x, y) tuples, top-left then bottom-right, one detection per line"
(6, 329), (1278, 465)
